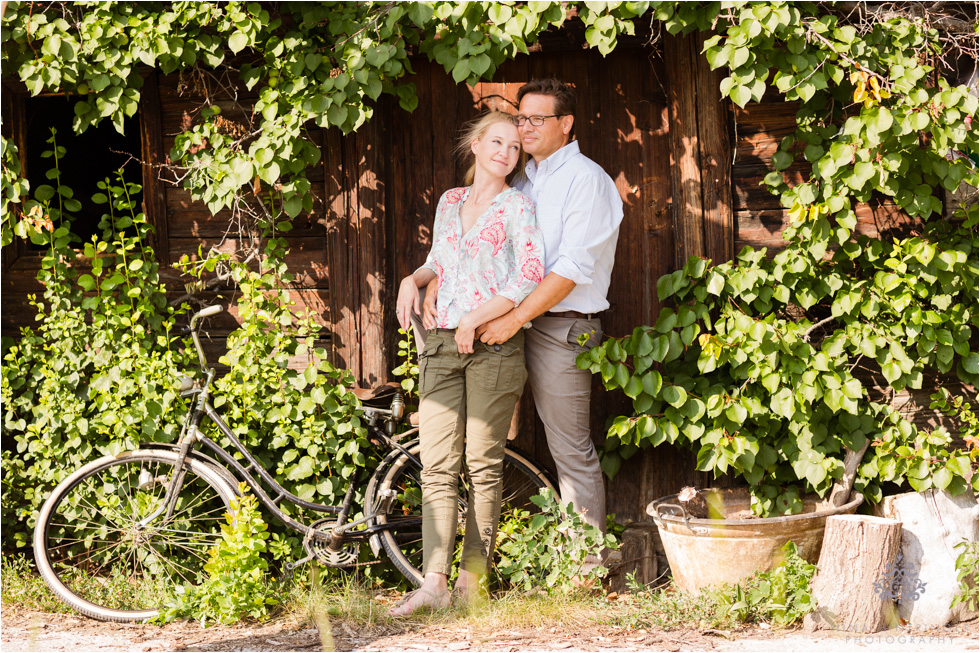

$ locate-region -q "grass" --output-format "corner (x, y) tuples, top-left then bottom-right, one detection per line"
(1, 555), (73, 614)
(599, 573), (736, 631)
(3, 555), (738, 636)
(288, 573), (612, 648)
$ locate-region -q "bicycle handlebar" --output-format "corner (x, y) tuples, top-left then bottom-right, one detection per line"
(188, 305), (224, 371)
(190, 305), (224, 330)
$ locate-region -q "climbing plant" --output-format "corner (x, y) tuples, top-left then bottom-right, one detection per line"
(2, 1), (977, 521)
(578, 3), (979, 514)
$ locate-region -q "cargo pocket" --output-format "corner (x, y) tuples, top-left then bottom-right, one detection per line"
(482, 341), (526, 394)
(418, 341), (443, 396)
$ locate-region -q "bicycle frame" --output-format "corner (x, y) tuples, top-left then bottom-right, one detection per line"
(150, 305), (425, 551)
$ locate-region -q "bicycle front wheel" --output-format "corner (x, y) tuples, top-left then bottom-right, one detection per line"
(33, 449), (238, 622)
(371, 441), (556, 585)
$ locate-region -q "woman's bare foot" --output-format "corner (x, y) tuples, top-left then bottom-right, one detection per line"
(451, 569), (482, 606)
(387, 573), (450, 617)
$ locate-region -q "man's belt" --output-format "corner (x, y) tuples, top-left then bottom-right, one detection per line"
(543, 310), (599, 320)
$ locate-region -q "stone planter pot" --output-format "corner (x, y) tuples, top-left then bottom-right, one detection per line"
(647, 487), (863, 593)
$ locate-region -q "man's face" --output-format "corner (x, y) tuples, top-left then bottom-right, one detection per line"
(517, 93), (573, 163)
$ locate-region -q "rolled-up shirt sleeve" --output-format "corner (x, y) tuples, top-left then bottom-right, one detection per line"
(551, 173), (623, 286)
(497, 194), (544, 306)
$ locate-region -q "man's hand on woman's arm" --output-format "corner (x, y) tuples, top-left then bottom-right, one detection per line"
(475, 273), (576, 345)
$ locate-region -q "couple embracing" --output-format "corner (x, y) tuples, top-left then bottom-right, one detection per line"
(393, 79), (624, 616)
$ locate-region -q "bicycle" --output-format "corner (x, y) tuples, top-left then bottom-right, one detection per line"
(33, 305), (556, 622)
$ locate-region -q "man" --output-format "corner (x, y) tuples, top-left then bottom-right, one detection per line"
(476, 78), (624, 570)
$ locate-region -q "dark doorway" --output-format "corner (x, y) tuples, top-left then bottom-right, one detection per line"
(24, 95), (143, 247)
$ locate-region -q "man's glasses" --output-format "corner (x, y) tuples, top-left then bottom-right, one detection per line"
(512, 114), (564, 127)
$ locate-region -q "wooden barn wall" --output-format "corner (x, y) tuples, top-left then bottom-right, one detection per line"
(2, 32), (734, 525)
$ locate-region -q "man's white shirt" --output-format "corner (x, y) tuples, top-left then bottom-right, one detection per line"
(514, 140), (624, 314)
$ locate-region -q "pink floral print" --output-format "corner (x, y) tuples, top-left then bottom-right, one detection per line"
(419, 187), (544, 329)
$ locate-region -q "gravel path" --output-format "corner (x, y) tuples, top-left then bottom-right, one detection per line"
(2, 605), (976, 652)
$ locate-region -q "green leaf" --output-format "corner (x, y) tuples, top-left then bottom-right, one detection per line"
(726, 402), (747, 424)
(706, 271), (725, 296)
(662, 385), (687, 409)
(623, 375), (643, 399)
(641, 370), (662, 397)
(772, 151), (793, 171)
(600, 452), (622, 479)
(771, 388), (794, 419)
(731, 84), (752, 107)
(452, 59), (470, 83)
(932, 466), (953, 490)
(228, 31), (249, 54)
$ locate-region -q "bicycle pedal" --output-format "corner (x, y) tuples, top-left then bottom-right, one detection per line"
(285, 553), (315, 571)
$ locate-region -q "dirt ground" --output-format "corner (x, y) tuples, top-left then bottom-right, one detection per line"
(1, 604), (977, 653)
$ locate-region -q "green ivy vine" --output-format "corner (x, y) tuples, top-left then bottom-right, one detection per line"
(2, 1), (977, 521)
(578, 3), (979, 514)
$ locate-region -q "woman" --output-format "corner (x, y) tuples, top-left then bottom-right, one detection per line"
(391, 112), (544, 616)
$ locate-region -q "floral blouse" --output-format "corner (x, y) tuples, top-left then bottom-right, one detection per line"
(418, 186), (544, 329)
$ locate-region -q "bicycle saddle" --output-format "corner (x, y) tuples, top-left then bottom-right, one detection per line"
(350, 382), (402, 407)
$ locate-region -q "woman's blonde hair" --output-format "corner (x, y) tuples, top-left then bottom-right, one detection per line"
(456, 111), (520, 185)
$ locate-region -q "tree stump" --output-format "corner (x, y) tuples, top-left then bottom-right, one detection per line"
(804, 514), (903, 633)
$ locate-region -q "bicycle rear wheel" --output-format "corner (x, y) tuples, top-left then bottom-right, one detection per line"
(370, 441), (556, 585)
(33, 449), (238, 622)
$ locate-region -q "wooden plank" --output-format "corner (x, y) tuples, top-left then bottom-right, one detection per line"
(696, 32), (734, 267)
(165, 188), (327, 238)
(323, 126), (358, 377)
(732, 99), (800, 134)
(390, 62), (438, 284)
(735, 201), (913, 247)
(2, 86), (30, 279)
(168, 236), (329, 288)
(323, 95), (396, 386)
(664, 32), (705, 268)
(139, 70), (170, 265)
(600, 48), (696, 522)
(355, 97), (393, 387)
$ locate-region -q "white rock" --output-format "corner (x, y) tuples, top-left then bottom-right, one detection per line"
(874, 489), (979, 626)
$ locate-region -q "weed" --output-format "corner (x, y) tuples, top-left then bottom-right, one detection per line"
(157, 484), (281, 626)
(951, 539), (979, 611)
(712, 541), (816, 627)
(1, 556), (69, 614)
(602, 573), (733, 631)
(496, 489), (618, 593)
(1, 555), (172, 615)
(293, 574), (601, 639)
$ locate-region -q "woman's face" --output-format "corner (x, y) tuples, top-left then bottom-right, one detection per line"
(471, 121), (522, 180)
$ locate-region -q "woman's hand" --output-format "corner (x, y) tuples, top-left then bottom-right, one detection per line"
(396, 275), (421, 330)
(455, 314), (477, 354)
(421, 278), (439, 330)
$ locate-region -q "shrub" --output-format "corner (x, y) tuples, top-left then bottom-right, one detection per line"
(714, 541), (816, 627)
(2, 137), (190, 550)
(495, 489), (618, 592)
(951, 539), (979, 612)
(158, 484), (279, 626)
